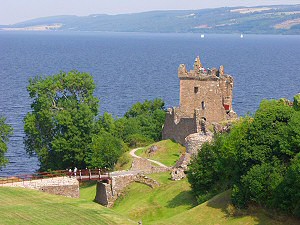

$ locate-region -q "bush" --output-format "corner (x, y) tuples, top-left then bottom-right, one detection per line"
(87, 131), (125, 169)
(188, 95), (300, 217)
(126, 133), (154, 148)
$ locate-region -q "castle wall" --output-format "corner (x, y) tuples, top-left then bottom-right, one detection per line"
(95, 174), (160, 208)
(1, 177), (79, 198)
(162, 56), (235, 145)
(162, 108), (197, 145)
(179, 78), (227, 122)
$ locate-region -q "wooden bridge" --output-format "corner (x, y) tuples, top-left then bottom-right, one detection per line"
(0, 168), (111, 185)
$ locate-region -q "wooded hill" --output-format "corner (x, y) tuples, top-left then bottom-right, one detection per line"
(1, 5), (300, 34)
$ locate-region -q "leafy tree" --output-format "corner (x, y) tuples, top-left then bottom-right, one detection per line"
(0, 117), (13, 168)
(294, 93), (300, 111)
(232, 161), (285, 208)
(125, 98), (165, 118)
(95, 112), (116, 134)
(126, 133), (154, 148)
(274, 153), (300, 216)
(124, 98), (166, 141)
(188, 96), (300, 216)
(87, 131), (126, 169)
(24, 71), (99, 170)
(113, 117), (141, 141)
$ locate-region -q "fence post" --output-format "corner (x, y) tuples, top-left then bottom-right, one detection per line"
(98, 169), (101, 179)
(79, 170), (82, 181)
(89, 169), (91, 180)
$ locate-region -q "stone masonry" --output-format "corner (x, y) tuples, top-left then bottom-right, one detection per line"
(162, 56), (236, 145)
(131, 157), (171, 174)
(1, 177), (79, 198)
(95, 173), (160, 207)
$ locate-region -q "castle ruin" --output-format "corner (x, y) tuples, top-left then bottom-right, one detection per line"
(162, 56), (236, 145)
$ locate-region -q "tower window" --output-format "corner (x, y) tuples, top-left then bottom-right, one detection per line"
(201, 101), (205, 110)
(194, 87), (199, 94)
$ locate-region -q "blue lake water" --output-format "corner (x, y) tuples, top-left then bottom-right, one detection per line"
(0, 31), (299, 177)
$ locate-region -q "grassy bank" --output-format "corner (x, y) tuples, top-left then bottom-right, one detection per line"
(135, 140), (185, 166)
(158, 190), (300, 225)
(112, 173), (300, 225)
(0, 186), (134, 225)
(113, 172), (197, 223)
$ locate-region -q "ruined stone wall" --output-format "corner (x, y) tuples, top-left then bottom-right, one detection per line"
(131, 157), (153, 171)
(131, 157), (171, 173)
(95, 182), (113, 207)
(1, 177), (79, 198)
(40, 185), (79, 198)
(162, 109), (197, 145)
(185, 132), (213, 156)
(95, 173), (160, 207)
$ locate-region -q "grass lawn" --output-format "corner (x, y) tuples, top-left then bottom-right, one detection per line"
(113, 172), (197, 224)
(135, 140), (185, 166)
(0, 186), (134, 225)
(157, 190), (300, 225)
(112, 172), (300, 225)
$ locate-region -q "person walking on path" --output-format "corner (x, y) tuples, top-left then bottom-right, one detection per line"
(74, 167), (77, 177)
(68, 168), (72, 178)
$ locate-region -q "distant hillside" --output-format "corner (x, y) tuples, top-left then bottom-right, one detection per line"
(1, 5), (300, 34)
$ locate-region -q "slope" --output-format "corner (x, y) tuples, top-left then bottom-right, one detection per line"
(0, 186), (134, 225)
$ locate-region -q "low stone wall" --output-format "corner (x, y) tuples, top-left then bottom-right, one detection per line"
(135, 174), (160, 188)
(131, 157), (152, 171)
(40, 184), (79, 198)
(131, 157), (172, 174)
(1, 177), (79, 198)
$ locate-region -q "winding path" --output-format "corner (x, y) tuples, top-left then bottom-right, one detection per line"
(129, 148), (169, 168)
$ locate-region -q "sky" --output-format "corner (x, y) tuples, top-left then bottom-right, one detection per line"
(1, 0), (300, 25)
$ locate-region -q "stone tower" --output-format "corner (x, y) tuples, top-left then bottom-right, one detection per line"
(162, 56), (235, 144)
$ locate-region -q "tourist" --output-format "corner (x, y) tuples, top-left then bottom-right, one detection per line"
(68, 168), (72, 178)
(74, 167), (77, 177)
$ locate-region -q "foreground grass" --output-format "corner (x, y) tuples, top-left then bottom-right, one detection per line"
(157, 190), (300, 225)
(0, 186), (134, 225)
(79, 180), (98, 202)
(112, 172), (300, 225)
(113, 172), (197, 223)
(135, 139), (185, 166)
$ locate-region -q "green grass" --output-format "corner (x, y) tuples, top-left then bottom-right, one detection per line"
(0, 186), (134, 225)
(157, 190), (300, 225)
(79, 180), (98, 202)
(113, 172), (197, 224)
(114, 151), (133, 171)
(112, 172), (300, 225)
(135, 140), (185, 166)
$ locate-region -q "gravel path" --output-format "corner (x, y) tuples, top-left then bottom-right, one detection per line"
(129, 148), (169, 168)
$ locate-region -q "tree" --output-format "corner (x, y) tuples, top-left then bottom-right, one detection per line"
(87, 131), (125, 169)
(124, 98), (166, 141)
(188, 96), (300, 216)
(0, 117), (13, 168)
(24, 71), (99, 170)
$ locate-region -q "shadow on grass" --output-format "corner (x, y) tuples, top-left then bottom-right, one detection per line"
(205, 190), (299, 225)
(166, 190), (197, 208)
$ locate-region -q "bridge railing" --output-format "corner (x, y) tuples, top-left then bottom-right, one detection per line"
(0, 168), (111, 185)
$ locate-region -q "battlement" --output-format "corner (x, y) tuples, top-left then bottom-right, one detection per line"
(178, 56), (226, 80)
(162, 56), (236, 144)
